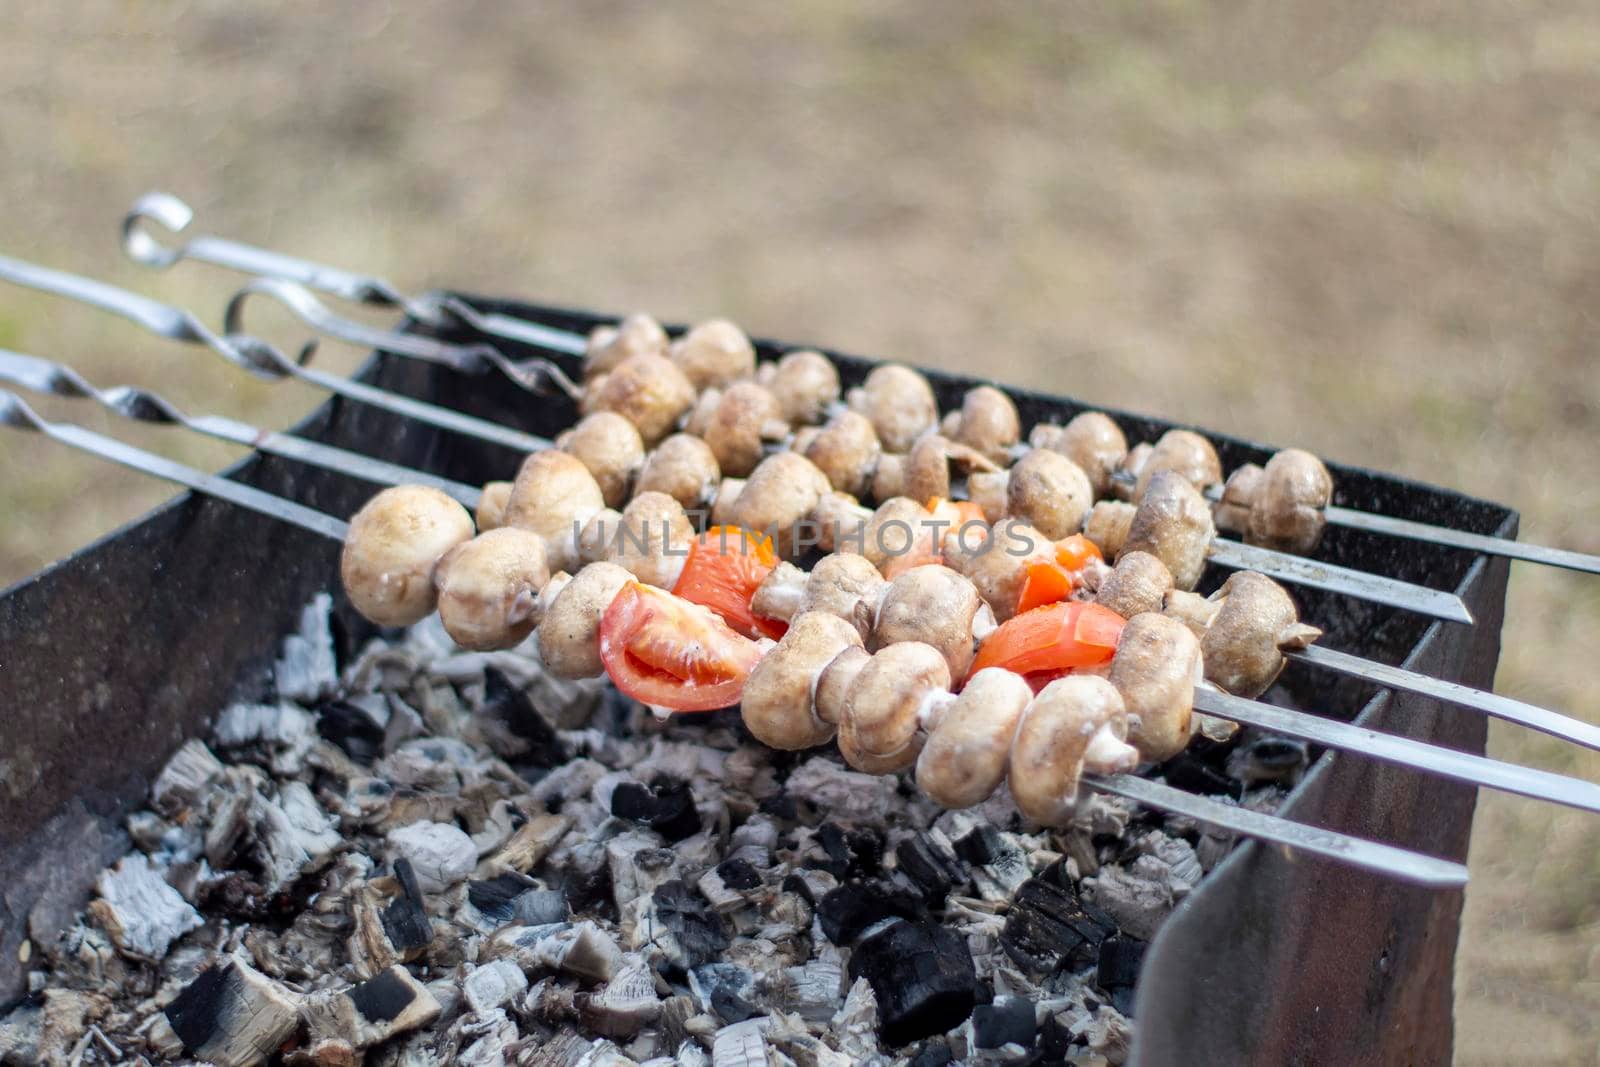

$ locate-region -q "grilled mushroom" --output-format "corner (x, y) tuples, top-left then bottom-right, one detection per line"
(559, 412), (645, 509)
(904, 434), (1001, 504)
(584, 313), (668, 379)
(1109, 612), (1201, 762)
(915, 667), (1034, 809)
(750, 552), (887, 640)
(703, 382), (790, 477)
(860, 496), (935, 573)
(475, 481), (513, 532)
(635, 433), (721, 511)
(869, 452), (909, 502)
(837, 642), (950, 774)
(1113, 442), (1154, 501)
(941, 385), (1021, 465)
(1199, 571), (1322, 698)
(943, 518), (1053, 622)
(537, 561), (633, 679)
(966, 470), (1010, 525)
(576, 507), (624, 567)
(1247, 449), (1334, 554)
(814, 644), (870, 727)
(434, 528), (552, 651)
(1120, 470), (1215, 591)
(670, 318), (757, 392)
(761, 349), (840, 425)
(606, 492), (695, 589)
(341, 485), (475, 627)
(1134, 429), (1223, 500)
(803, 411), (882, 498)
(1212, 462), (1264, 536)
(1006, 449), (1094, 541)
(1032, 412), (1128, 498)
(846, 364), (939, 453)
(504, 450), (607, 574)
(729, 452), (832, 558)
(1095, 551), (1174, 620)
(710, 477), (747, 527)
(740, 612), (863, 750)
(1009, 675), (1139, 827)
(1083, 500), (1137, 560)
(587, 352), (697, 446)
(872, 564), (995, 681)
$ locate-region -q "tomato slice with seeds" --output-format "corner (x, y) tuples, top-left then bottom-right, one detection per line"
(967, 601), (1126, 689)
(599, 582), (765, 711)
(1014, 535), (1106, 614)
(1055, 533), (1103, 571)
(672, 526), (787, 640)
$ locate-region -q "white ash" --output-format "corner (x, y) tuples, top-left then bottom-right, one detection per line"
(5, 593), (1260, 1066)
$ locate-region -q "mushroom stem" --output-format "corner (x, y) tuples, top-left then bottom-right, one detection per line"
(1082, 724), (1140, 775)
(915, 688), (959, 732)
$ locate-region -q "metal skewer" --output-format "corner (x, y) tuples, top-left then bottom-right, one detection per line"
(1208, 539), (1472, 625)
(0, 350), (483, 510)
(0, 387), (1472, 886)
(0, 254), (554, 458)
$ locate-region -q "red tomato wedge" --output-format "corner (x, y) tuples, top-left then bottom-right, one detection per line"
(967, 601), (1126, 689)
(672, 526), (787, 640)
(1055, 534), (1103, 571)
(599, 582), (765, 711)
(1014, 536), (1107, 614)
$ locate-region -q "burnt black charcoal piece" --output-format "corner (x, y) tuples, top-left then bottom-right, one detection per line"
(468, 874), (531, 924)
(848, 919), (978, 1048)
(514, 888), (570, 926)
(1096, 933), (1147, 1017)
(653, 880), (730, 969)
(381, 859), (434, 953)
(952, 823), (1004, 866)
(482, 666), (567, 769)
(757, 791), (798, 820)
(1002, 866), (1118, 976)
(907, 1041), (955, 1067)
(894, 834), (968, 903)
(347, 967), (416, 1023)
(817, 883), (920, 946)
(780, 873), (817, 906)
(165, 962), (230, 1052)
(971, 994), (1036, 1050)
(691, 962), (759, 1024)
(315, 699), (386, 763)
(1160, 753), (1246, 800)
(713, 858), (762, 892)
(611, 778), (702, 842)
(1038, 1010), (1075, 1062)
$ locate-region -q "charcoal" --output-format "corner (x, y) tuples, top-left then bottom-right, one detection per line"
(971, 993), (1036, 1050)
(481, 664), (569, 768)
(213, 702), (317, 776)
(386, 820), (477, 893)
(463, 958), (529, 1014)
(316, 698), (387, 763)
(579, 955), (662, 1038)
(469, 873), (535, 924)
(831, 976), (882, 1060)
(87, 854), (202, 962)
(757, 791), (797, 820)
(953, 822), (1004, 865)
(1096, 934), (1147, 1017)
(611, 778), (702, 841)
(690, 962), (760, 1024)
(774, 957), (845, 1022)
(847, 918), (978, 1048)
(715, 858), (761, 892)
(274, 592), (339, 703)
(252, 779), (342, 892)
(1001, 866), (1118, 977)
(150, 739), (224, 816)
(165, 960), (300, 1067)
(482, 811), (573, 875)
(653, 880), (731, 969)
(381, 858), (435, 955)
(304, 965), (441, 1049)
(1085, 860), (1177, 941)
(1161, 753), (1245, 800)
(817, 882), (919, 945)
(710, 1018), (768, 1067)
(699, 859), (763, 913)
(907, 1040), (956, 1067)
(812, 822), (883, 878)
(894, 831), (968, 903)
(516, 888), (572, 926)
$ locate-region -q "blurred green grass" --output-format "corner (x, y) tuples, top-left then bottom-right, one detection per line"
(4, 3), (1600, 1060)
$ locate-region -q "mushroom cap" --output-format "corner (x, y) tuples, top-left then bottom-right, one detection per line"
(577, 507), (625, 567)
(685, 387), (722, 439)
(1213, 462), (1265, 536)
(670, 318), (756, 392)
(846, 364), (939, 453)
(559, 411), (645, 509)
(949, 386), (1021, 465)
(584, 313), (668, 379)
(802, 552), (888, 639)
(1006, 449), (1094, 542)
(1095, 551), (1174, 620)
(1109, 612), (1201, 762)
(341, 485), (476, 627)
(1247, 449), (1333, 555)
(943, 518), (1052, 622)
(904, 434), (1001, 505)
(635, 433), (720, 511)
(873, 565), (985, 680)
(740, 612), (862, 750)
(803, 410), (881, 498)
(435, 527), (552, 651)
(1010, 674), (1133, 827)
(730, 452), (832, 558)
(965, 470), (1010, 525)
(1200, 571), (1311, 698)
(860, 497), (934, 572)
(915, 667), (1033, 809)
(1035, 412), (1128, 497)
(1134, 429), (1223, 500)
(704, 381), (785, 477)
(1082, 500), (1137, 560)
(1120, 470), (1215, 591)
(475, 480), (513, 532)
(1113, 442), (1154, 501)
(809, 490), (870, 553)
(710, 477), (747, 527)
(750, 559), (809, 623)
(767, 349), (840, 425)
(589, 352), (697, 445)
(815, 644), (869, 727)
(611, 491), (694, 589)
(869, 452), (908, 503)
(838, 641), (950, 771)
(504, 450), (606, 574)
(536, 561), (633, 679)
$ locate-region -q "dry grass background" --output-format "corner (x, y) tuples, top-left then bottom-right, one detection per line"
(3, 2), (1599, 1061)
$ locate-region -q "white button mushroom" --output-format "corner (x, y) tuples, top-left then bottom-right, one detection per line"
(845, 364), (939, 454)
(536, 561), (633, 679)
(803, 411), (882, 498)
(434, 527), (552, 651)
(869, 451), (909, 503)
(729, 452), (832, 559)
(670, 318), (757, 392)
(1095, 551), (1174, 621)
(941, 386), (1021, 466)
(872, 564), (993, 681)
(475, 480), (513, 532)
(504, 450), (607, 575)
(739, 612), (864, 750)
(1082, 500), (1137, 560)
(341, 486), (476, 627)
(914, 667), (1033, 810)
(1006, 449), (1094, 541)
(750, 552), (887, 641)
(942, 518), (1053, 623)
(584, 313), (669, 379)
(761, 349), (840, 426)
(1199, 571), (1322, 699)
(1246, 449), (1333, 555)
(606, 492), (695, 590)
(1009, 675), (1139, 827)
(904, 434), (1001, 505)
(1120, 470), (1216, 592)
(557, 412), (646, 510)
(1212, 462), (1265, 536)
(636, 433), (722, 511)
(966, 469), (1010, 525)
(1109, 612), (1201, 763)
(1133, 429), (1223, 501)
(837, 642), (950, 774)
(703, 382), (789, 477)
(587, 352), (697, 446)
(1032, 412), (1129, 498)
